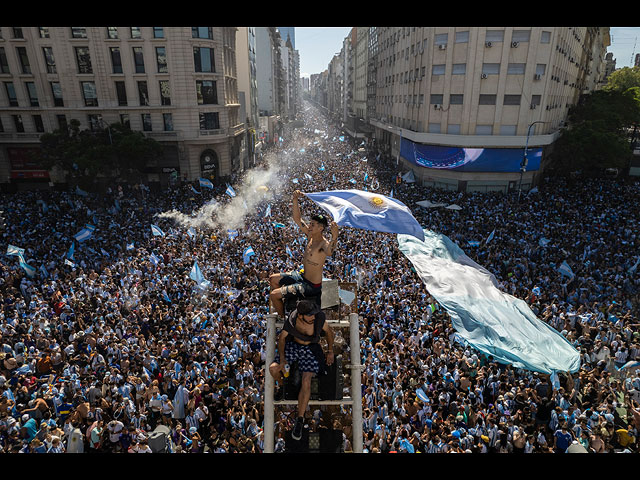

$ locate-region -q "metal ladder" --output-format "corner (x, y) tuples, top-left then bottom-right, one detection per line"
(262, 312), (363, 453)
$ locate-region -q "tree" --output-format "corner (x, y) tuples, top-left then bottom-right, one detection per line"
(548, 89), (640, 176)
(37, 120), (163, 187)
(604, 66), (640, 93)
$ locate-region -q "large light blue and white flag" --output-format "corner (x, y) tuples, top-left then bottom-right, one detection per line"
(199, 178), (214, 189)
(18, 257), (36, 278)
(227, 229), (238, 240)
(397, 229), (581, 374)
(149, 252), (161, 266)
(225, 184), (236, 197)
(74, 224), (95, 242)
(305, 189), (425, 241)
(189, 260), (210, 287)
(243, 246), (255, 264)
(558, 260), (574, 279)
(6, 245), (25, 258)
(151, 224), (165, 237)
(264, 204), (271, 218)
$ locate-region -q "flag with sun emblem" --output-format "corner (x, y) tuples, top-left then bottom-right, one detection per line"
(304, 189), (425, 241)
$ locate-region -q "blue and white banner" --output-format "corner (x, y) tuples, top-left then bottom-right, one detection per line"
(467, 240), (480, 247)
(6, 245), (25, 258)
(126, 242), (135, 251)
(558, 260), (574, 279)
(225, 184), (236, 197)
(305, 189), (425, 241)
(151, 224), (165, 237)
(397, 229), (581, 374)
(227, 229), (238, 240)
(199, 178), (214, 189)
(187, 227), (196, 240)
(19, 257), (36, 278)
(66, 242), (75, 260)
(64, 258), (75, 268)
(149, 252), (161, 266)
(264, 204), (271, 218)
(74, 224), (95, 242)
(189, 260), (210, 287)
(243, 246), (255, 264)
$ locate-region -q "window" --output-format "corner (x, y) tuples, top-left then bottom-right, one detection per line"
(0, 117), (3, 132)
(137, 81), (149, 106)
(449, 94), (464, 105)
(192, 27), (213, 39)
(452, 63), (466, 75)
(536, 64), (546, 76)
(499, 125), (517, 135)
(156, 47), (168, 73)
(430, 94), (444, 104)
(107, 27), (118, 39)
(33, 115), (44, 133)
(130, 27), (142, 39)
(432, 64), (445, 75)
(75, 47), (93, 74)
(434, 33), (448, 46)
(482, 63), (500, 75)
(4, 82), (18, 106)
(13, 115), (24, 133)
(71, 27), (87, 39)
(455, 31), (469, 43)
(541, 31), (552, 44)
(25, 82), (38, 106)
(120, 114), (130, 128)
(153, 27), (164, 38)
(57, 115), (67, 131)
(199, 112), (219, 130)
(38, 27), (50, 38)
(503, 94), (521, 106)
(0, 48), (9, 74)
(163, 113), (173, 131)
(512, 30), (531, 43)
(133, 47), (145, 73)
(12, 28), (23, 39)
(507, 63), (526, 75)
(159, 80), (171, 105)
(196, 80), (217, 104)
(81, 81), (98, 106)
(531, 95), (542, 107)
(479, 94), (497, 105)
(448, 124), (461, 134)
(110, 47), (122, 74)
(16, 47), (31, 74)
(485, 30), (504, 42)
(141, 113), (152, 131)
(115, 81), (127, 106)
(42, 47), (56, 73)
(50, 82), (63, 107)
(193, 47), (215, 72)
(87, 114), (102, 132)
(428, 123), (441, 133)
(475, 125), (493, 135)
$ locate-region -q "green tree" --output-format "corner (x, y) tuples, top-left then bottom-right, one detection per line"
(548, 89), (640, 176)
(604, 66), (640, 93)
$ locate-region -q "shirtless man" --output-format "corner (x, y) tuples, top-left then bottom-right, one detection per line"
(269, 299), (335, 441)
(269, 189), (339, 318)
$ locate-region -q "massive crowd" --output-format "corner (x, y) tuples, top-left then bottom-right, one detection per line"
(1, 102), (639, 454)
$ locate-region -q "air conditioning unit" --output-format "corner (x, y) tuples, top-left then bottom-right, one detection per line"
(481, 73), (488, 79)
(438, 44), (446, 50)
(530, 104), (536, 109)
(534, 74), (542, 80)
(485, 41), (492, 47)
(433, 104), (441, 110)
(511, 41), (519, 48)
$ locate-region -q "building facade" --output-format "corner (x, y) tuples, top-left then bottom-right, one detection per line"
(0, 26), (248, 190)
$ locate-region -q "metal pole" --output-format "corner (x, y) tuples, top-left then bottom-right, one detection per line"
(264, 313), (277, 453)
(519, 121), (544, 201)
(349, 313), (363, 453)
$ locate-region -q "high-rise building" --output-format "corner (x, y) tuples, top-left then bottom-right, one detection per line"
(0, 26), (244, 190)
(278, 27), (295, 49)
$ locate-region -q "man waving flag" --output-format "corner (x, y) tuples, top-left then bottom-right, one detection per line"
(304, 189), (424, 241)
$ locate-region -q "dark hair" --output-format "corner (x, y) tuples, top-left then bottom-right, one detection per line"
(311, 214), (328, 228)
(297, 299), (319, 316)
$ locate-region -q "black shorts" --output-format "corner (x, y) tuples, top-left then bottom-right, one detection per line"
(274, 340), (325, 374)
(278, 270), (322, 299)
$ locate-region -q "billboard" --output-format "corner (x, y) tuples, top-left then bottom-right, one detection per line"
(401, 138), (542, 173)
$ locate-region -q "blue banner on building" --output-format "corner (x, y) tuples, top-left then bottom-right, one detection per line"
(400, 138), (542, 173)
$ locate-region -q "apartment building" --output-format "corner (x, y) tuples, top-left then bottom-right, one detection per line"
(0, 26), (244, 190)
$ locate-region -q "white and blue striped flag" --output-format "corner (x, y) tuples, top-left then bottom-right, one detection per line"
(264, 204), (271, 218)
(74, 224), (95, 242)
(467, 240), (480, 247)
(64, 258), (75, 268)
(227, 229), (238, 240)
(18, 257), (36, 277)
(126, 242), (135, 251)
(558, 260), (574, 279)
(305, 189), (425, 241)
(66, 242), (75, 260)
(225, 184), (236, 197)
(189, 260), (210, 287)
(199, 177), (214, 189)
(285, 245), (293, 258)
(187, 227), (196, 240)
(151, 224), (165, 237)
(149, 252), (161, 266)
(243, 246), (255, 264)
(6, 245), (25, 258)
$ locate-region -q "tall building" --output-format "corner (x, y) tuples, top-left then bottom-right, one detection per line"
(0, 26), (244, 190)
(368, 26), (611, 192)
(277, 27), (295, 49)
(236, 27), (260, 169)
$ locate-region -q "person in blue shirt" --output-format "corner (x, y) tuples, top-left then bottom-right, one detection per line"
(553, 422), (573, 453)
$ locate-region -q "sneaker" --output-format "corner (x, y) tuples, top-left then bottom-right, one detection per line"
(292, 416), (303, 441)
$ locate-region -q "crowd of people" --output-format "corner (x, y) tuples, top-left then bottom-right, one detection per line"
(1, 101), (639, 454)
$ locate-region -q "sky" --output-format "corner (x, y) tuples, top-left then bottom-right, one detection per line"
(295, 27), (640, 78)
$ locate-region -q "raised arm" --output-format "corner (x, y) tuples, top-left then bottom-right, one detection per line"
(292, 190), (310, 235)
(326, 221), (339, 256)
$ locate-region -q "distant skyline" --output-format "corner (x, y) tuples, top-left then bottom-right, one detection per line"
(295, 27), (640, 79)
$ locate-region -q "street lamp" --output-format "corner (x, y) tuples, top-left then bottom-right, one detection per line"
(518, 121), (545, 202)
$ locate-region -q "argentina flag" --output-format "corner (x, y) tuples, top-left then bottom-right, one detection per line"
(189, 260), (210, 287)
(199, 177), (214, 189)
(74, 224), (95, 242)
(243, 246), (255, 264)
(6, 245), (25, 258)
(397, 229), (580, 374)
(151, 224), (165, 237)
(18, 257), (36, 278)
(305, 189), (425, 241)
(225, 184), (236, 197)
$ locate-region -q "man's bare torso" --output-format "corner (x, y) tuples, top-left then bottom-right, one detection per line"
(302, 236), (328, 284)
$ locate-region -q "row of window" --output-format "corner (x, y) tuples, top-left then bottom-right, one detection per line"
(1, 27), (213, 41)
(379, 93), (542, 107)
(0, 111), (220, 134)
(2, 78), (218, 108)
(0, 44), (216, 76)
